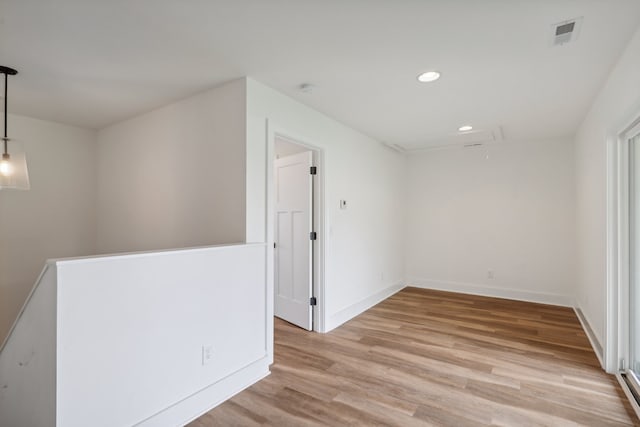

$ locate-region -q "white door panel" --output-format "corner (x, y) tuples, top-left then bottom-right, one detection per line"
(274, 151), (313, 330)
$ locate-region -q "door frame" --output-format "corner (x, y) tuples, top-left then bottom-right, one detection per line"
(266, 121), (326, 333)
(606, 108), (640, 374)
(607, 108), (640, 417)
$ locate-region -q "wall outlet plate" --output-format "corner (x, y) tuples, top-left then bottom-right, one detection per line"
(202, 345), (213, 366)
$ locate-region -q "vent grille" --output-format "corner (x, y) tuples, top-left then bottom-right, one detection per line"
(556, 22), (575, 36)
(551, 17), (582, 46)
(393, 126), (503, 152)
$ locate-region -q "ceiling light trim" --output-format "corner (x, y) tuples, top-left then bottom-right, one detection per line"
(417, 71), (441, 83)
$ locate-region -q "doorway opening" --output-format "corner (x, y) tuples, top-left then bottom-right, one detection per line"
(267, 128), (325, 333)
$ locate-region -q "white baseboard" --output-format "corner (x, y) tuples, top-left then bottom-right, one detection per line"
(325, 282), (405, 332)
(574, 307), (605, 368)
(408, 278), (574, 307)
(139, 356), (270, 427)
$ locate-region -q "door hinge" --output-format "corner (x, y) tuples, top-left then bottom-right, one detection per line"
(310, 166), (317, 175)
(310, 297), (317, 306)
(273, 242), (276, 249)
(310, 231), (317, 240)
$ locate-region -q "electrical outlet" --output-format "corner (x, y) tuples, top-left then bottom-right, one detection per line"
(202, 345), (213, 366)
(487, 269), (494, 279)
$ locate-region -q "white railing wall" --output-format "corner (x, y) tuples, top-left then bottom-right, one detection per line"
(0, 243), (269, 427)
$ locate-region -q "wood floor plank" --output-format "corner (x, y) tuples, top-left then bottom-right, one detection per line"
(190, 288), (639, 426)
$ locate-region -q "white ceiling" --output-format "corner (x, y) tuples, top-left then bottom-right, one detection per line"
(1, 0), (639, 146)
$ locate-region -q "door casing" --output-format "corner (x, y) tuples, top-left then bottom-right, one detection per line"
(266, 121), (326, 341)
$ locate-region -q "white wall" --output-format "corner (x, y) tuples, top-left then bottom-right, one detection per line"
(96, 79), (247, 254)
(0, 265), (56, 427)
(406, 140), (576, 306)
(0, 115), (96, 340)
(246, 78), (406, 332)
(55, 244), (268, 426)
(275, 137), (309, 158)
(575, 27), (640, 345)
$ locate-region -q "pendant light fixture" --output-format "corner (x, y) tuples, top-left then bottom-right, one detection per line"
(0, 65), (29, 190)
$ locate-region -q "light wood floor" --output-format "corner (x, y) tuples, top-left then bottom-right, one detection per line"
(190, 287), (639, 426)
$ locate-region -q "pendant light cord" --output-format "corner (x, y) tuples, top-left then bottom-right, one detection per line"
(3, 72), (7, 155)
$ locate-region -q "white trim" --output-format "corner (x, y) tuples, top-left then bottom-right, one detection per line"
(49, 242), (265, 266)
(138, 356), (270, 426)
(619, 133), (631, 372)
(606, 129), (621, 373)
(574, 307), (605, 368)
(266, 121), (327, 334)
(325, 282), (406, 332)
(409, 279), (574, 307)
(264, 119), (275, 364)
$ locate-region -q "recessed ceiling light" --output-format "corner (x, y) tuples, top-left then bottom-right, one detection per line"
(458, 125), (473, 132)
(417, 71), (441, 83)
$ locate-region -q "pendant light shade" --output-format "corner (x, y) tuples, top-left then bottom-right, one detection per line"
(0, 65), (29, 190)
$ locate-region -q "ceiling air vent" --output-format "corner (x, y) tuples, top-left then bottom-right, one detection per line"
(551, 17), (583, 46)
(394, 126), (503, 152)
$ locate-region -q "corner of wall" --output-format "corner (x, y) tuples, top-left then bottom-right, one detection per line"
(574, 304), (605, 368)
(325, 282), (406, 333)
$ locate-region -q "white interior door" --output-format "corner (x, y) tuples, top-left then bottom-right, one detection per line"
(274, 151), (313, 330)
